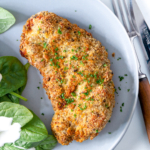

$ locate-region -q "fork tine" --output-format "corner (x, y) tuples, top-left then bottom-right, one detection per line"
(118, 0), (129, 32)
(112, 0), (119, 18)
(123, 0), (134, 31)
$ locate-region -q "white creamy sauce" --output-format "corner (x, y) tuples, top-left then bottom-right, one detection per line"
(0, 73), (2, 82)
(0, 117), (21, 147)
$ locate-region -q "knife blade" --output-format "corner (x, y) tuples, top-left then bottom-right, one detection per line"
(131, 0), (150, 64)
(136, 0), (150, 30)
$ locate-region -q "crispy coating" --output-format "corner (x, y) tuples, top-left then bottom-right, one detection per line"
(20, 11), (115, 145)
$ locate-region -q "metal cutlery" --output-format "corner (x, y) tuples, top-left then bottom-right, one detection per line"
(112, 0), (150, 142)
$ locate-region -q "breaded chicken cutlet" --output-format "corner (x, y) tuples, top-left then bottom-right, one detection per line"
(20, 11), (115, 145)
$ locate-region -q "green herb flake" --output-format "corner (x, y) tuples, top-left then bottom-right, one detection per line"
(124, 74), (128, 76)
(117, 57), (121, 61)
(118, 87), (121, 90)
(78, 31), (81, 35)
(72, 75), (76, 78)
(119, 76), (124, 81)
(89, 24), (92, 29)
(41, 113), (44, 116)
(120, 106), (122, 112)
(58, 27), (62, 34)
(41, 59), (44, 62)
(65, 98), (74, 104)
(103, 63), (107, 67)
(71, 109), (73, 112)
(63, 50), (67, 52)
(72, 49), (74, 52)
(55, 47), (58, 51)
(71, 92), (76, 97)
(108, 132), (111, 134)
(96, 129), (98, 133)
(74, 114), (77, 117)
(64, 67), (69, 71)
(37, 87), (40, 89)
(96, 78), (104, 85)
(82, 54), (88, 60)
(108, 120), (111, 123)
(122, 103), (124, 107)
(128, 89), (130, 92)
(39, 27), (41, 31)
(41, 97), (43, 99)
(61, 93), (65, 99)
(43, 42), (47, 49)
(115, 88), (118, 94)
(71, 55), (78, 60)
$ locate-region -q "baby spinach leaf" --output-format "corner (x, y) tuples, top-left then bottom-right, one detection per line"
(0, 7), (16, 34)
(14, 111), (48, 149)
(0, 143), (21, 150)
(35, 135), (57, 150)
(18, 62), (30, 94)
(7, 89), (20, 104)
(0, 102), (33, 127)
(0, 56), (27, 97)
(0, 95), (11, 103)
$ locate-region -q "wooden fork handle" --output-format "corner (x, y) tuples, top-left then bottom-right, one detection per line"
(139, 77), (150, 142)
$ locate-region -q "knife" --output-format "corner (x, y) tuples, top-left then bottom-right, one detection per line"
(131, 0), (150, 142)
(131, 0), (150, 65)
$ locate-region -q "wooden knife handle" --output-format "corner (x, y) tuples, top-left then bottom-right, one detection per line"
(139, 77), (150, 142)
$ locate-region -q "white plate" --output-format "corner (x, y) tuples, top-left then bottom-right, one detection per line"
(0, 0), (139, 149)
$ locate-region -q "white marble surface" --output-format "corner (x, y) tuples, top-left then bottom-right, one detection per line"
(100, 0), (150, 149)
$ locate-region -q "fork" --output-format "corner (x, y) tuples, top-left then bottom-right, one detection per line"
(113, 0), (150, 142)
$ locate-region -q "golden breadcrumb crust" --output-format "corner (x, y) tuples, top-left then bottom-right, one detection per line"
(20, 11), (115, 145)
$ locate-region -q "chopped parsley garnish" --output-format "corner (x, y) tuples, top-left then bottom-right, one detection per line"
(41, 97), (43, 99)
(127, 89), (130, 92)
(78, 103), (87, 110)
(41, 113), (44, 116)
(65, 98), (74, 104)
(71, 109), (73, 112)
(63, 50), (67, 52)
(124, 74), (128, 76)
(74, 114), (76, 117)
(16, 39), (18, 41)
(56, 56), (64, 60)
(60, 80), (64, 84)
(82, 54), (88, 60)
(106, 49), (108, 52)
(119, 76), (124, 81)
(72, 75), (76, 78)
(58, 27), (62, 34)
(41, 59), (44, 62)
(78, 71), (84, 76)
(39, 27), (41, 30)
(96, 78), (104, 85)
(103, 64), (107, 67)
(71, 92), (76, 97)
(61, 93), (65, 99)
(71, 55), (78, 60)
(55, 47), (58, 51)
(80, 61), (84, 65)
(43, 42), (47, 49)
(122, 103), (124, 107)
(56, 62), (60, 68)
(50, 58), (53, 61)
(118, 87), (121, 90)
(78, 31), (81, 35)
(37, 87), (40, 89)
(89, 24), (92, 29)
(105, 104), (109, 108)
(108, 120), (111, 123)
(64, 67), (69, 71)
(96, 129), (98, 133)
(120, 106), (122, 112)
(94, 72), (98, 79)
(117, 57), (121, 61)
(72, 49), (74, 52)
(108, 132), (111, 134)
(115, 88), (118, 94)
(84, 91), (89, 96)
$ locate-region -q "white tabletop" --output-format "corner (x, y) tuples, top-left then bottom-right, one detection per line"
(100, 0), (150, 149)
